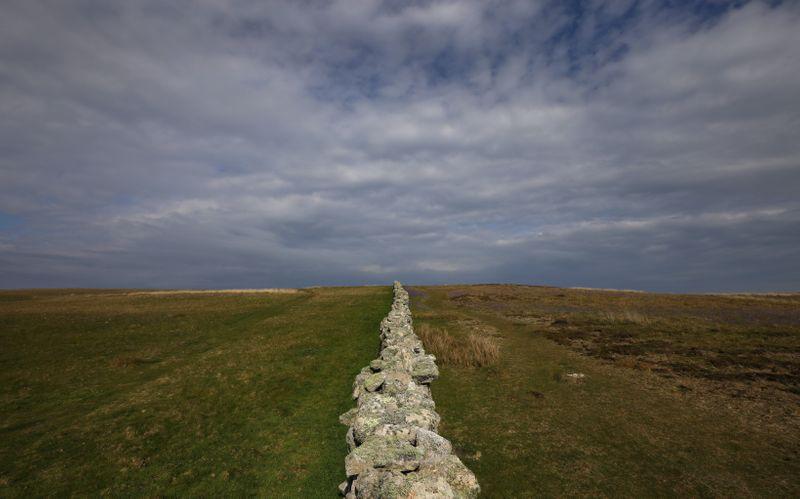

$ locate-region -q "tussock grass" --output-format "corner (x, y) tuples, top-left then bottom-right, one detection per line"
(416, 323), (499, 367)
(600, 309), (651, 325)
(465, 333), (500, 367)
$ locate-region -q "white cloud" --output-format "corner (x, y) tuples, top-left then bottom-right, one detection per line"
(1, 0), (798, 291)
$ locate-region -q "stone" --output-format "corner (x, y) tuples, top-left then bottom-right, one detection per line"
(421, 454), (480, 498)
(339, 282), (479, 496)
(363, 373), (385, 392)
(392, 382), (436, 410)
(381, 371), (413, 396)
(372, 424), (416, 442)
(352, 367), (373, 399)
(378, 455), (481, 498)
(339, 407), (357, 426)
(411, 355), (439, 384)
(564, 372), (586, 384)
(346, 426), (356, 451)
(351, 469), (394, 498)
(344, 436), (423, 477)
(402, 407), (440, 432)
(416, 428), (453, 464)
(378, 473), (455, 498)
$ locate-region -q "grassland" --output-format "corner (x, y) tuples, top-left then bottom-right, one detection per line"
(0, 286), (390, 497)
(410, 285), (800, 498)
(2, 283), (798, 498)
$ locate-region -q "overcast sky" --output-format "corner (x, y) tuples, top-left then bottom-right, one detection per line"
(1, 0), (799, 292)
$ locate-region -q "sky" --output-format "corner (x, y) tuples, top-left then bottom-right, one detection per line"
(1, 0), (799, 292)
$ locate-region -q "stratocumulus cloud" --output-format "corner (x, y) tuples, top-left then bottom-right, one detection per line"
(1, 0), (798, 291)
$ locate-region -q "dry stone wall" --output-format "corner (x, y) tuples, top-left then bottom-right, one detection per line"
(338, 282), (480, 498)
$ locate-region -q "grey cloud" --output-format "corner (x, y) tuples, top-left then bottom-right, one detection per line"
(1, 0), (799, 291)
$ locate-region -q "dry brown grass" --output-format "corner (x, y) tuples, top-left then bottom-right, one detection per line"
(126, 288), (299, 296)
(410, 284), (800, 497)
(416, 323), (499, 367)
(600, 309), (651, 325)
(465, 333), (500, 367)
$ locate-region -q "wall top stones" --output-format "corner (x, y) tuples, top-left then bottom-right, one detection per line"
(338, 282), (480, 498)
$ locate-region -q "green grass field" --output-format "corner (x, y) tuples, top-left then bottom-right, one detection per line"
(2, 284), (799, 497)
(410, 285), (800, 498)
(0, 287), (390, 497)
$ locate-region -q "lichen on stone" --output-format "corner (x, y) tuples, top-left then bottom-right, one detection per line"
(339, 282), (480, 498)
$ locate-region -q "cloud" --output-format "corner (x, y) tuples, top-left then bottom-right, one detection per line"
(1, 0), (798, 291)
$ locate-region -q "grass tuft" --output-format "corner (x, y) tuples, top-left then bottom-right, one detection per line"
(416, 323), (499, 367)
(600, 309), (651, 325)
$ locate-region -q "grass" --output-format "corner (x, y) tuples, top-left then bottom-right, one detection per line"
(409, 284), (800, 498)
(416, 323), (500, 367)
(3, 283), (798, 497)
(0, 286), (391, 497)
(599, 309), (651, 325)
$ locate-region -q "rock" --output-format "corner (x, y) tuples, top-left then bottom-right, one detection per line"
(564, 372), (586, 384)
(372, 424), (416, 442)
(378, 472), (455, 498)
(339, 407), (358, 426)
(344, 436), (423, 477)
(352, 413), (386, 444)
(411, 355), (439, 384)
(351, 469), (391, 497)
(352, 367), (373, 399)
(363, 373), (385, 392)
(416, 428), (453, 464)
(403, 407), (440, 432)
(346, 426), (356, 451)
(339, 282), (479, 496)
(392, 382), (436, 410)
(413, 455), (480, 498)
(381, 371), (413, 396)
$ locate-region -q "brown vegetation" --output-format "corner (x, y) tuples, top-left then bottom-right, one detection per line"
(126, 288), (299, 295)
(600, 309), (651, 325)
(438, 284), (800, 425)
(410, 284), (800, 497)
(416, 323), (499, 367)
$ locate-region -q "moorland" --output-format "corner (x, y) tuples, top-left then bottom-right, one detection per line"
(1, 284), (798, 497)
(410, 285), (800, 497)
(0, 287), (389, 496)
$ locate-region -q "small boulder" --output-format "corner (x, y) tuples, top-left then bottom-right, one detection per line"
(344, 436), (423, 477)
(364, 373), (385, 393)
(416, 428), (453, 465)
(372, 423), (416, 443)
(339, 407), (358, 426)
(411, 356), (439, 384)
